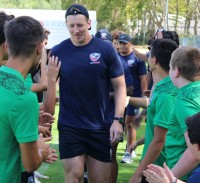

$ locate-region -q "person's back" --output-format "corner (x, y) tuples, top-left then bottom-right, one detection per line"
(0, 15), (57, 183)
(0, 67), (39, 182)
(165, 46), (200, 180)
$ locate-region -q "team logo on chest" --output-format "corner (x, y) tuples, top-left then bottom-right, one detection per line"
(127, 59), (135, 66)
(90, 53), (101, 64)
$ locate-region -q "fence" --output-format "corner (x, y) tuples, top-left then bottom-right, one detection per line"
(180, 36), (200, 48)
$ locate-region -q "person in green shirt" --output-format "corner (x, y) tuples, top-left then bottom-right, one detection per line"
(128, 39), (178, 183)
(165, 46), (200, 180)
(0, 16), (57, 183)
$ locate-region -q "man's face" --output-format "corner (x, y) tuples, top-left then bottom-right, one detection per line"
(148, 50), (155, 72)
(66, 14), (91, 45)
(187, 136), (200, 160)
(169, 60), (178, 87)
(0, 42), (8, 66)
(112, 39), (119, 52)
(119, 41), (132, 55)
(29, 42), (44, 74)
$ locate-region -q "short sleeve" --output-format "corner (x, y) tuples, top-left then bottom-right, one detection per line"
(137, 59), (147, 76)
(154, 94), (175, 129)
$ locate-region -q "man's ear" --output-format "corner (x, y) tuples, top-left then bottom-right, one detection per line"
(174, 67), (180, 78)
(36, 42), (44, 55)
(87, 19), (91, 30)
(152, 56), (157, 65)
(195, 143), (200, 151)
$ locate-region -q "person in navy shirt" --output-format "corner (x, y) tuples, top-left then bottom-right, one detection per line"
(118, 33), (147, 164)
(50, 4), (126, 183)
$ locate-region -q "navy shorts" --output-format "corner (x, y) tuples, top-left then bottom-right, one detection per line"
(126, 92), (141, 116)
(126, 104), (140, 116)
(21, 171), (35, 183)
(58, 124), (112, 162)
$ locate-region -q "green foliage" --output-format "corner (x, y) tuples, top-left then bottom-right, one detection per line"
(0, 0), (62, 9)
(0, 0), (199, 40)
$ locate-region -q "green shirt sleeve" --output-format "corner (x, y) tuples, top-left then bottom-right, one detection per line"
(154, 93), (175, 129)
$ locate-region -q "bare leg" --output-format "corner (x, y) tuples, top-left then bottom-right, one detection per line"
(86, 156), (111, 183)
(125, 115), (137, 149)
(62, 155), (86, 183)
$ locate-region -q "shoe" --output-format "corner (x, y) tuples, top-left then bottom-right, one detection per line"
(34, 177), (41, 183)
(34, 171), (49, 179)
(84, 171), (88, 183)
(121, 151), (133, 163)
(131, 150), (137, 158)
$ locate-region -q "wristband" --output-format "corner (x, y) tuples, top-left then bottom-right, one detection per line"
(113, 117), (124, 124)
(171, 177), (177, 183)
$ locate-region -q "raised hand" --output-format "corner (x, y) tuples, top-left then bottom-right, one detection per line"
(38, 133), (58, 163)
(47, 56), (61, 82)
(38, 111), (55, 128)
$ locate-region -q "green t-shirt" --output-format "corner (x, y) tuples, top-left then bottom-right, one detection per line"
(165, 81), (200, 180)
(141, 76), (177, 166)
(166, 81), (200, 172)
(0, 66), (39, 183)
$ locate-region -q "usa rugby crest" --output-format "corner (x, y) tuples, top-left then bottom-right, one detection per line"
(127, 59), (135, 65)
(90, 53), (101, 61)
(90, 53), (101, 64)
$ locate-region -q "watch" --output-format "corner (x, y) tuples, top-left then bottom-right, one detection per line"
(113, 117), (124, 124)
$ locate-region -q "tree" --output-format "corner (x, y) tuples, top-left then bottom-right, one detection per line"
(0, 0), (62, 9)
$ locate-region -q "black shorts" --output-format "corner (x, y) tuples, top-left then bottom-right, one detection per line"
(141, 175), (148, 183)
(21, 171), (35, 183)
(58, 124), (112, 162)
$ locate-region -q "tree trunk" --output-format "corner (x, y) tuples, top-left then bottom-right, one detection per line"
(174, 0), (179, 32)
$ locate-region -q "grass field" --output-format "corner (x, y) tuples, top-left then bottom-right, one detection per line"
(38, 104), (146, 183)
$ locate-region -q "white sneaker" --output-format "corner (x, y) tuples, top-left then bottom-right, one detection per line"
(84, 171), (88, 179)
(121, 151), (133, 163)
(34, 171), (49, 179)
(131, 150), (137, 158)
(34, 177), (41, 183)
